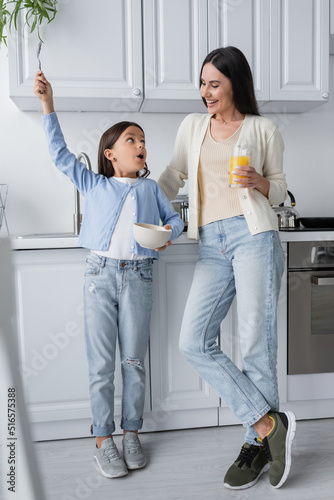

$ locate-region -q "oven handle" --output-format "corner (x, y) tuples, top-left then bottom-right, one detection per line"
(312, 276), (334, 286)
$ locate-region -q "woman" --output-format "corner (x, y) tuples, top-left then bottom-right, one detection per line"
(158, 47), (296, 490)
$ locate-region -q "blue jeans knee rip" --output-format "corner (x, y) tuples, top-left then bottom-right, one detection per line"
(123, 357), (141, 367)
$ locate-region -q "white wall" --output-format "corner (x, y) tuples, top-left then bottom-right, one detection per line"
(1, 47), (333, 237)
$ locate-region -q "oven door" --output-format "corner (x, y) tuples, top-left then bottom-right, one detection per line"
(288, 269), (334, 375)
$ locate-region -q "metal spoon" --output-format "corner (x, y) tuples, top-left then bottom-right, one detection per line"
(36, 41), (43, 94)
(36, 41), (42, 72)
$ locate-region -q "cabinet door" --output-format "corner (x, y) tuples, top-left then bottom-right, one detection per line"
(330, 0), (334, 54)
(270, 0), (329, 104)
(208, 0), (270, 102)
(150, 245), (219, 419)
(141, 0), (208, 112)
(13, 249), (150, 440)
(8, 0), (143, 111)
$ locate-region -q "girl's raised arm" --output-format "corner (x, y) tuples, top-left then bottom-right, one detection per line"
(33, 71), (55, 115)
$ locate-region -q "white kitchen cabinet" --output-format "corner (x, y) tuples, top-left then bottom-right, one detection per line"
(141, 0), (207, 113)
(330, 0), (334, 54)
(7, 0), (330, 113)
(13, 248), (150, 441)
(269, 0), (329, 110)
(208, 0), (329, 112)
(8, 0), (143, 112)
(149, 243), (219, 431)
(208, 0), (270, 103)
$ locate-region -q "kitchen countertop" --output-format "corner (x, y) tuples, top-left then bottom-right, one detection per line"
(10, 230), (334, 250)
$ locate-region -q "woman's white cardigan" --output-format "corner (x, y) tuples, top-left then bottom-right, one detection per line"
(158, 113), (287, 239)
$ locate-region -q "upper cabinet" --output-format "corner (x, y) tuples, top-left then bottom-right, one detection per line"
(330, 0), (334, 54)
(7, 0), (330, 113)
(8, 0), (143, 112)
(208, 0), (270, 102)
(268, 0), (329, 111)
(208, 0), (329, 112)
(141, 0), (207, 113)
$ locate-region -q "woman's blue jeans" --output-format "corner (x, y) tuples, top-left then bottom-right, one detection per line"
(83, 253), (153, 436)
(179, 216), (285, 444)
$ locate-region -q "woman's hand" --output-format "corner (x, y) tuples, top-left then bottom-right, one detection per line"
(231, 166), (270, 198)
(33, 71), (55, 115)
(155, 225), (172, 252)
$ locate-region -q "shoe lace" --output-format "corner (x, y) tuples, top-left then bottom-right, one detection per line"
(124, 436), (142, 455)
(102, 442), (120, 462)
(237, 444), (261, 468)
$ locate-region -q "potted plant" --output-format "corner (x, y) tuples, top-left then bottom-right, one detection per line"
(0, 0), (58, 46)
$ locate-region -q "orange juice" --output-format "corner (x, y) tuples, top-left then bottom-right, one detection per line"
(229, 155), (249, 188)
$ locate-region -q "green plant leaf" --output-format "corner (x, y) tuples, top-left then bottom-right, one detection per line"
(1, 0), (58, 45)
(10, 1), (23, 32)
(30, 12), (37, 32)
(0, 0), (9, 46)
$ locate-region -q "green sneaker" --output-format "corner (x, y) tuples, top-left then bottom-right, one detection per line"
(224, 443), (269, 490)
(260, 411), (296, 488)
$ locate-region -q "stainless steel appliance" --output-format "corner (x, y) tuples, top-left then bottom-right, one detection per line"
(273, 190), (300, 228)
(288, 241), (334, 374)
(171, 195), (188, 231)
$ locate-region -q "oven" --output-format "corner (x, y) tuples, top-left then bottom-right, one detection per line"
(288, 241), (334, 375)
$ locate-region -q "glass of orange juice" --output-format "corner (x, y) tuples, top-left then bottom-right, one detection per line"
(229, 147), (249, 188)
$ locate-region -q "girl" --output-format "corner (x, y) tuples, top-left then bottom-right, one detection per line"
(33, 72), (183, 479)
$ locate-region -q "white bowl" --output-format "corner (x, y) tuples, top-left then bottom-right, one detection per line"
(133, 223), (172, 250)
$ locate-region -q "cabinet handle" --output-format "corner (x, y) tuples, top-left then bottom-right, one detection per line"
(322, 92), (329, 99)
(312, 276), (334, 286)
(133, 88), (142, 96)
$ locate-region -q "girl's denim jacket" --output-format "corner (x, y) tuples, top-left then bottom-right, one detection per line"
(43, 113), (184, 258)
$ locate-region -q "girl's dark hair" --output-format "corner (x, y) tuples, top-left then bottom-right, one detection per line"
(200, 46), (260, 116)
(98, 121), (150, 178)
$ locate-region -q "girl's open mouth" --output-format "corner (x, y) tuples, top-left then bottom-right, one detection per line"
(137, 154), (145, 160)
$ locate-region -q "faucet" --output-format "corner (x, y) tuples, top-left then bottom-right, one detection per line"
(74, 152), (92, 235)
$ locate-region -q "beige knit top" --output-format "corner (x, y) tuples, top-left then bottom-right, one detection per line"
(198, 123), (243, 227)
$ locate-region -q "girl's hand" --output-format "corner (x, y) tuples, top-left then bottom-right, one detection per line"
(33, 71), (55, 114)
(155, 224), (172, 252)
(231, 165), (270, 198)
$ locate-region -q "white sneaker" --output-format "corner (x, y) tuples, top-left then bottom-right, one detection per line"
(94, 438), (128, 478)
(122, 433), (146, 470)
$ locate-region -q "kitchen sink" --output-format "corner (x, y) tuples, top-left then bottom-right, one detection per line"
(16, 233), (78, 239)
(299, 217), (334, 229)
